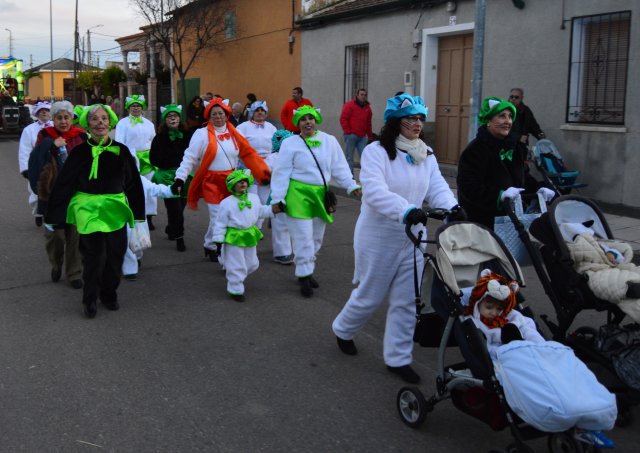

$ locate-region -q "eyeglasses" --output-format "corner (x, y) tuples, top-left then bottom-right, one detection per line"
(509, 95), (520, 100)
(403, 115), (425, 123)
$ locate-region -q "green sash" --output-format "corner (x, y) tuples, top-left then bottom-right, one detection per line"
(285, 179), (334, 223)
(224, 225), (263, 247)
(152, 168), (192, 198)
(66, 191), (134, 234)
(136, 149), (155, 176)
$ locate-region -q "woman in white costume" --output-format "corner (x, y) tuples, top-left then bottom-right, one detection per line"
(270, 105), (361, 298)
(237, 101), (293, 264)
(115, 95), (158, 228)
(331, 94), (465, 384)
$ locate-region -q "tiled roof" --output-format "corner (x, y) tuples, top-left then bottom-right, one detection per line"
(27, 58), (99, 73)
(298, 0), (441, 26)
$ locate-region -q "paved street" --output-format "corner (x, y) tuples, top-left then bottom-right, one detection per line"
(1, 137), (638, 452)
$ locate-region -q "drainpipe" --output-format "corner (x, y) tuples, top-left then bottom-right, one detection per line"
(468, 0), (486, 142)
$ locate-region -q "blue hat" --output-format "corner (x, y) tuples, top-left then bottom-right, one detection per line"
(383, 94), (428, 123)
(249, 101), (268, 118)
(272, 129), (294, 152)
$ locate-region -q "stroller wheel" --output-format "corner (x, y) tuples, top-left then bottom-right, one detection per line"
(397, 386), (428, 428)
(547, 432), (588, 453)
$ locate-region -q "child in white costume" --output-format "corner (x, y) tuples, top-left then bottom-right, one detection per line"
(212, 170), (280, 301)
(122, 158), (175, 280)
(18, 101), (52, 223)
(115, 95), (157, 226)
(236, 103), (293, 264)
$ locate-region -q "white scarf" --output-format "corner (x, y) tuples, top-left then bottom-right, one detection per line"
(395, 134), (429, 164)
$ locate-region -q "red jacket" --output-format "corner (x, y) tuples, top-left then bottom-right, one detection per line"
(340, 99), (373, 139)
(280, 98), (313, 132)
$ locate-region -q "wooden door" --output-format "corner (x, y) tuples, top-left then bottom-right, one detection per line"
(435, 34), (473, 164)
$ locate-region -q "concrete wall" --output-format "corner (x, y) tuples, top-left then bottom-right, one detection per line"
(483, 0), (639, 208)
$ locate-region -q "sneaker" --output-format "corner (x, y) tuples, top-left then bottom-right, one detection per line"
(229, 293), (245, 302)
(336, 336), (358, 355)
(70, 279), (83, 289)
(387, 365), (421, 384)
(273, 254), (294, 265)
(123, 274), (137, 281)
(574, 430), (615, 449)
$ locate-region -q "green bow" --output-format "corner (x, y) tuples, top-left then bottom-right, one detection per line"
(168, 129), (183, 142)
(89, 138), (120, 180)
(304, 137), (321, 148)
(499, 148), (513, 161)
(235, 193), (252, 211)
(130, 115), (144, 125)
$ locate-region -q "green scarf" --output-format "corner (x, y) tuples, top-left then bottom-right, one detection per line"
(303, 132), (321, 148)
(130, 115), (144, 125)
(168, 129), (183, 142)
(89, 137), (120, 180)
(499, 148), (513, 161)
(234, 192), (252, 210)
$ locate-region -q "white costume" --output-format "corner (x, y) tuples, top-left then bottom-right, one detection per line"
(176, 125), (239, 250)
(332, 141), (458, 367)
(270, 131), (359, 277)
(115, 115), (157, 216)
(212, 192), (273, 295)
(122, 177), (173, 276)
(237, 120), (292, 258)
(18, 120), (52, 216)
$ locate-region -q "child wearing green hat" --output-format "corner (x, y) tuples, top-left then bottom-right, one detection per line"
(212, 169), (282, 301)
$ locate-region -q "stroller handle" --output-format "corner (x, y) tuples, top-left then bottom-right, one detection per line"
(405, 207), (451, 246)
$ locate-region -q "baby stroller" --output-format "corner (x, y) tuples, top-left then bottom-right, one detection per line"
(514, 195), (640, 425)
(533, 140), (587, 195)
(395, 209), (606, 452)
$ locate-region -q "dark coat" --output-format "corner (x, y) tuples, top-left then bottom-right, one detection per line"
(456, 126), (524, 228)
(149, 128), (193, 169)
(512, 104), (544, 143)
(44, 138), (145, 227)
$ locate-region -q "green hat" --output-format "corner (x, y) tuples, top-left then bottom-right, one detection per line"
(225, 169), (254, 193)
(79, 104), (119, 131)
(125, 94), (147, 111)
(160, 104), (182, 122)
(292, 105), (322, 126)
(73, 105), (85, 125)
(478, 97), (516, 126)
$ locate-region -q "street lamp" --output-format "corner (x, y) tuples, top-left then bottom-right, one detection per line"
(4, 28), (12, 56)
(87, 24), (103, 67)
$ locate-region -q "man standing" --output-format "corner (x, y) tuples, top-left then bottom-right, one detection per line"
(339, 88), (373, 174)
(280, 87), (313, 133)
(229, 102), (246, 127)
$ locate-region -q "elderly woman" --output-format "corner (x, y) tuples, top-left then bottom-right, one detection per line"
(173, 97), (270, 261)
(331, 94), (463, 383)
(45, 104), (145, 318)
(457, 97), (555, 229)
(149, 104), (193, 252)
(270, 105), (361, 297)
(236, 102), (293, 264)
(29, 101), (87, 288)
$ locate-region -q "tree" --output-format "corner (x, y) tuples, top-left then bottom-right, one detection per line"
(76, 70), (103, 96)
(101, 66), (126, 97)
(131, 0), (230, 107)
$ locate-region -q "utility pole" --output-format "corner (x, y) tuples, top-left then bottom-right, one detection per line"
(4, 28), (13, 56)
(49, 0), (54, 101)
(72, 0), (79, 104)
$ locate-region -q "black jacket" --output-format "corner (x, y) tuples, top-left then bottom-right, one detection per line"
(512, 104), (543, 143)
(44, 138), (145, 226)
(149, 129), (193, 169)
(457, 126), (524, 228)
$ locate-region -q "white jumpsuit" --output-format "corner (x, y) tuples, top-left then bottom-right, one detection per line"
(18, 120), (52, 216)
(332, 142), (458, 367)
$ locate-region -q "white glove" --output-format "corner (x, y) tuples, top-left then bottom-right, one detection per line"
(501, 187), (525, 201)
(537, 187), (556, 202)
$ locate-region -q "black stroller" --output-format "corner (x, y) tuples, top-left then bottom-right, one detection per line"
(505, 195), (640, 425)
(395, 209), (598, 452)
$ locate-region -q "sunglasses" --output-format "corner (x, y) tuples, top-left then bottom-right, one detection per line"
(509, 95), (520, 100)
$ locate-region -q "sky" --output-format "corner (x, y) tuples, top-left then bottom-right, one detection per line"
(1, 0), (146, 68)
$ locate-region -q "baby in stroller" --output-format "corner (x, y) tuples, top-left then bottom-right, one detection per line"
(559, 220), (640, 323)
(463, 269), (617, 448)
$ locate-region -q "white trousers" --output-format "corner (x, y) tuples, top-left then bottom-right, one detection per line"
(122, 223), (143, 275)
(286, 216), (326, 278)
(27, 182), (39, 216)
(204, 203), (221, 249)
(250, 185), (292, 257)
(332, 241), (422, 367)
(143, 172), (158, 216)
(223, 244), (259, 295)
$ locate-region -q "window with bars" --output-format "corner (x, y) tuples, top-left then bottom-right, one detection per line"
(344, 44), (369, 102)
(225, 10), (236, 40)
(567, 11), (631, 125)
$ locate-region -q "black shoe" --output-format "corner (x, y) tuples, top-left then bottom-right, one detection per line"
(83, 301), (97, 319)
(165, 225), (176, 241)
(70, 279), (83, 289)
(336, 336), (358, 355)
(204, 247), (219, 262)
(176, 238), (186, 252)
(123, 273), (137, 281)
(626, 282), (640, 299)
(299, 276), (313, 298)
(309, 276), (319, 288)
(229, 293), (245, 302)
(387, 365), (421, 384)
(51, 268), (62, 282)
(147, 215), (155, 231)
(103, 300), (120, 311)
(501, 323), (523, 345)
(35, 216), (43, 227)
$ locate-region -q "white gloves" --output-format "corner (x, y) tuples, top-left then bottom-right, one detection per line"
(537, 187), (556, 202)
(501, 187), (525, 201)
